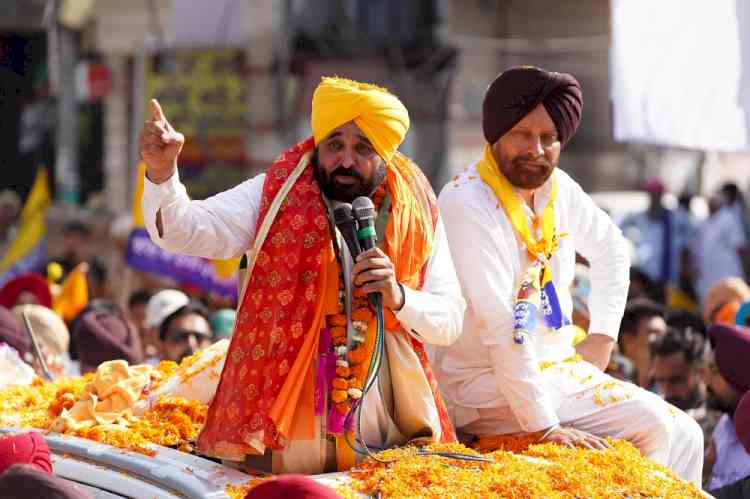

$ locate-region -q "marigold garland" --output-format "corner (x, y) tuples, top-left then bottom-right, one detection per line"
(0, 360), (208, 456)
(337, 441), (704, 498)
(322, 184), (387, 431)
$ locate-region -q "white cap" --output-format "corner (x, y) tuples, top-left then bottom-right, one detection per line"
(144, 289), (190, 330)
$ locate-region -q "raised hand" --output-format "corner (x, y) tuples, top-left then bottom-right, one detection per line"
(138, 99), (185, 184)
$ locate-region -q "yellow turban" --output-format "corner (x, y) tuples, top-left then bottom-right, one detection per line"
(311, 77), (410, 163)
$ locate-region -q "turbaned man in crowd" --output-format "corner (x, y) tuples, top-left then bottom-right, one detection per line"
(432, 66), (703, 485)
(138, 77), (465, 474)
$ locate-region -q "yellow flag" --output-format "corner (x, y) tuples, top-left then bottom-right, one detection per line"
(132, 163), (146, 228)
(53, 263), (89, 322)
(0, 168), (51, 273)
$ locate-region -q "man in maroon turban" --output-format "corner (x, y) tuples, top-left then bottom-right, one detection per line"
(71, 300), (143, 374)
(705, 324), (750, 490)
(433, 66), (703, 486)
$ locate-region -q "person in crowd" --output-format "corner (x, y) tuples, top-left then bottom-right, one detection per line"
(702, 277), (750, 326)
(139, 76), (465, 473)
(0, 305), (35, 388)
(618, 298), (666, 389)
(621, 178), (684, 289)
(694, 190), (748, 303)
(0, 431), (52, 475)
(49, 221), (108, 300)
(666, 309), (707, 338)
(720, 183), (750, 242)
(0, 273), (52, 309)
(128, 289), (156, 358)
(143, 289), (189, 363)
(0, 465), (93, 499)
(158, 299), (212, 363)
(209, 308), (235, 342)
(650, 326), (722, 485)
(10, 304), (70, 378)
(627, 267), (666, 304)
(0, 189), (21, 260)
(431, 66), (702, 485)
(651, 326), (709, 410)
(704, 324), (750, 491)
(71, 300), (143, 374)
(706, 390), (750, 498)
(245, 475), (342, 499)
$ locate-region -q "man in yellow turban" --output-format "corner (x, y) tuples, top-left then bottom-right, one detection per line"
(138, 77), (465, 473)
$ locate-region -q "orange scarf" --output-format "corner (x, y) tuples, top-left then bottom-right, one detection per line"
(197, 139), (454, 461)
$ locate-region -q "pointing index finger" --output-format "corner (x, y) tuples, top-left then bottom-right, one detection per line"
(150, 98), (166, 123)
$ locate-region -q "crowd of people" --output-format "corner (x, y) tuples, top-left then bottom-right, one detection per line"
(0, 65), (749, 499)
(593, 178), (750, 494)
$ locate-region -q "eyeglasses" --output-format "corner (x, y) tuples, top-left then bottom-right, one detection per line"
(164, 328), (211, 343)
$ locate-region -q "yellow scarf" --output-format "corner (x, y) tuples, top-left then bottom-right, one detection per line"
(476, 144), (563, 283)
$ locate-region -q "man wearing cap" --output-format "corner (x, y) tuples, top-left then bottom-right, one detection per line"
(432, 66), (703, 485)
(143, 289), (212, 363)
(138, 77), (465, 473)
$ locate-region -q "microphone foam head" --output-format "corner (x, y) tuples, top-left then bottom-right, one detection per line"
(333, 203), (354, 224)
(352, 196), (375, 221)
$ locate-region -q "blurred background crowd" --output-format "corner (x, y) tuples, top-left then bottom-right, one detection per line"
(1, 0), (750, 495)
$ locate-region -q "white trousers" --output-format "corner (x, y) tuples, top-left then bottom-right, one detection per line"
(460, 361), (704, 487)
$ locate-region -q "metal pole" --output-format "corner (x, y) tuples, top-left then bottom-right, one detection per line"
(55, 20), (80, 205)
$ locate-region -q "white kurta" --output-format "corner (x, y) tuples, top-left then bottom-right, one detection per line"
(141, 169), (466, 471)
(433, 163), (704, 486)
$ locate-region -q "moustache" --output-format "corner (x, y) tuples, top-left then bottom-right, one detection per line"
(329, 167), (363, 182)
(512, 155), (552, 169)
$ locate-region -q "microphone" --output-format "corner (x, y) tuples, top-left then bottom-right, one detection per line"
(352, 197), (377, 251)
(333, 203), (362, 259)
(352, 197), (382, 308)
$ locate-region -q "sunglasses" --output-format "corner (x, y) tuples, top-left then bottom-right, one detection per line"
(164, 328), (211, 343)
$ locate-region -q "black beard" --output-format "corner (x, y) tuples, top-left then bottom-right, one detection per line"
(312, 149), (387, 203)
(706, 387), (738, 416)
(665, 389), (701, 411)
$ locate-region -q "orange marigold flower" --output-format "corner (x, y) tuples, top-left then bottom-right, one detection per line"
(330, 326), (347, 338)
(332, 336), (347, 346)
(351, 308), (373, 322)
(332, 378), (349, 390)
(336, 366), (351, 377)
(347, 347), (368, 365)
(331, 390), (349, 403)
(328, 314), (347, 327)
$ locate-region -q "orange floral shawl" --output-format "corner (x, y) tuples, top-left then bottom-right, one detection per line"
(197, 137), (455, 460)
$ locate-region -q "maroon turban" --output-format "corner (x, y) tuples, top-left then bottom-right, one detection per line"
(482, 66), (583, 147)
(72, 302), (143, 371)
(0, 465), (92, 499)
(0, 432), (52, 475)
(245, 475), (342, 499)
(708, 324), (750, 394)
(0, 273), (52, 309)
(735, 391), (750, 454)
